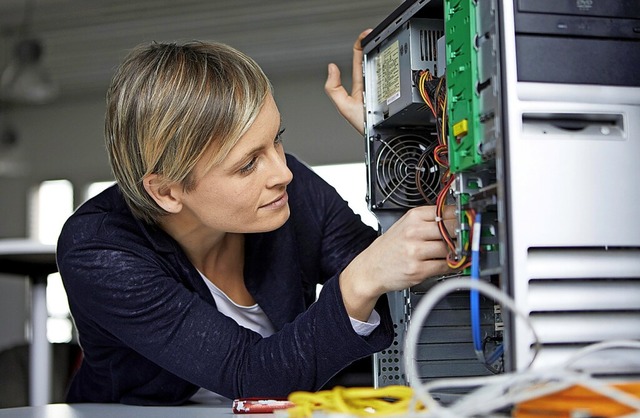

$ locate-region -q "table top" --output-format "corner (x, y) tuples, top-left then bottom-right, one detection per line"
(0, 239), (57, 278)
(0, 402), (273, 418)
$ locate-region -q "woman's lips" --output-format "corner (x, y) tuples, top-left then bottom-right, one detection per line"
(260, 191), (288, 209)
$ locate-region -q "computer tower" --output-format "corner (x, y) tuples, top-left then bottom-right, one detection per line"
(362, 0), (501, 389)
(361, 0), (640, 388)
(498, 0), (640, 374)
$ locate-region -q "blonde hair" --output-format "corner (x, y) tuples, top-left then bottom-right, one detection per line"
(105, 41), (272, 224)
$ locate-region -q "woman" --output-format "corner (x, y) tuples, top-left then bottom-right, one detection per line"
(56, 32), (456, 405)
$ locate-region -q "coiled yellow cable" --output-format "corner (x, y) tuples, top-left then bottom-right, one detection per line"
(286, 385), (424, 417)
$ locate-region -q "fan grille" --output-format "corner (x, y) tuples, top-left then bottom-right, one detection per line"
(374, 134), (440, 208)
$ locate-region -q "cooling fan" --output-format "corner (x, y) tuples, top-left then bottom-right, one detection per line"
(372, 134), (440, 209)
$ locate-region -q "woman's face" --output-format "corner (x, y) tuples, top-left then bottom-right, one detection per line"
(176, 94), (293, 234)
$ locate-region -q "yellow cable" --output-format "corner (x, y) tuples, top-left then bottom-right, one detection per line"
(286, 385), (423, 417)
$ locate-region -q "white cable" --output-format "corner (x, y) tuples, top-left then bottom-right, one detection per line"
(403, 278), (541, 416)
(403, 277), (640, 417)
(563, 339), (640, 369)
(444, 342), (640, 417)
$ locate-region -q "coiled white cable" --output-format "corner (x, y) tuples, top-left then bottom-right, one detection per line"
(403, 278), (640, 417)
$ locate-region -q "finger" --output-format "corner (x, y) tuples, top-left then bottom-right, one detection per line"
(413, 239), (450, 260)
(325, 63), (366, 135)
(441, 205), (457, 219)
(325, 64), (353, 119)
(404, 205), (458, 223)
(354, 28), (373, 51)
(388, 212), (453, 242)
(351, 29), (372, 97)
(325, 63), (344, 96)
(403, 205), (444, 222)
(405, 258), (456, 286)
(442, 219), (458, 236)
(419, 259), (457, 281)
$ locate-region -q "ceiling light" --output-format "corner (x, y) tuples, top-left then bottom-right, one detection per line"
(0, 38), (59, 104)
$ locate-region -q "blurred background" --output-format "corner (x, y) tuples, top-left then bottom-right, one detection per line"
(0, 0), (399, 406)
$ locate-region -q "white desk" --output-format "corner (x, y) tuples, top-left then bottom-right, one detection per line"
(0, 403), (265, 418)
(0, 239), (57, 407)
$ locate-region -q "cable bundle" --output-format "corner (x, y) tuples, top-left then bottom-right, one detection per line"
(281, 279), (640, 417)
(404, 278), (640, 418)
(285, 385), (421, 417)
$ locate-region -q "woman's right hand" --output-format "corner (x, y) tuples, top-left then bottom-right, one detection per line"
(339, 205), (458, 321)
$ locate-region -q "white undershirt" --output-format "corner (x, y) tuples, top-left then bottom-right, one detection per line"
(191, 271), (380, 404)
(201, 273), (276, 338)
(198, 271), (380, 338)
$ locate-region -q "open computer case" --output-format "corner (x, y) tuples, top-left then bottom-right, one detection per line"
(361, 0), (640, 389)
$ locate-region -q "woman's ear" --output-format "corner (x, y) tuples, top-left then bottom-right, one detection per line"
(143, 174), (183, 214)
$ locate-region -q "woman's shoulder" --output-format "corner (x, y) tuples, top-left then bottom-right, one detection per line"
(284, 154), (334, 217)
(57, 184), (166, 255)
(285, 153), (338, 200)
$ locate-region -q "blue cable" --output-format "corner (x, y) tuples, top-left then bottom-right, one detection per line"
(470, 212), (504, 369)
(486, 343), (504, 365)
(470, 213), (483, 354)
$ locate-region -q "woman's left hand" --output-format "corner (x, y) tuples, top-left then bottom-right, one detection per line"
(325, 29), (372, 136)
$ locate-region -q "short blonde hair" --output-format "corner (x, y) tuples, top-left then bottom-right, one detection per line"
(105, 41), (272, 224)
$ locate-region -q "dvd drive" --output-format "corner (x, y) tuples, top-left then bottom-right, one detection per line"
(517, 0), (640, 19)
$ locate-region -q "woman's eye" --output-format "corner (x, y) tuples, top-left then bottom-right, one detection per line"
(239, 157), (258, 174)
(239, 128), (285, 175)
(274, 127), (286, 145)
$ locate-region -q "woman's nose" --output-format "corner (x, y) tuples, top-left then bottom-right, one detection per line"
(266, 149), (293, 188)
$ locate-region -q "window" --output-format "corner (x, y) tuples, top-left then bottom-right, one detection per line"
(85, 181), (114, 200)
(312, 162), (377, 229)
(30, 180), (73, 245)
(30, 179), (74, 343)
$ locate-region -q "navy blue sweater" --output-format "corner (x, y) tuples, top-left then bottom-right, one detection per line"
(57, 154), (393, 405)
